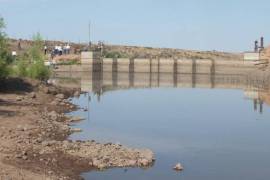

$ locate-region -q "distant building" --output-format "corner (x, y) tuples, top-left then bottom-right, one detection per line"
(244, 52), (260, 61)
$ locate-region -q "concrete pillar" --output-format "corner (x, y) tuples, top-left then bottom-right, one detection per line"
(177, 58), (193, 74)
(150, 59), (159, 73)
(117, 58), (130, 72)
(134, 59), (151, 73)
(159, 59), (174, 73)
(103, 58), (113, 72)
(81, 52), (94, 65)
(195, 59), (212, 74)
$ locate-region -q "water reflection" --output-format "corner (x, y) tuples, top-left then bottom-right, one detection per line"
(52, 70), (270, 114)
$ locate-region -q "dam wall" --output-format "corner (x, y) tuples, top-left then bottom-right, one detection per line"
(55, 57), (257, 75)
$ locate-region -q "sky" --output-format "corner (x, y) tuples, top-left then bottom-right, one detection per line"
(0, 0), (269, 52)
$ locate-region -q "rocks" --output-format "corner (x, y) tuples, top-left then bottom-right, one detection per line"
(64, 141), (155, 169)
(173, 163), (183, 171)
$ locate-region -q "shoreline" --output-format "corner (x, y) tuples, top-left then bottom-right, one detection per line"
(0, 78), (154, 180)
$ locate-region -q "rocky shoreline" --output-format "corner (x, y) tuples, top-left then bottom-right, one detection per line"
(0, 78), (154, 180)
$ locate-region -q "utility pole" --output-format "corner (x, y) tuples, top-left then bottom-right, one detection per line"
(88, 20), (91, 50)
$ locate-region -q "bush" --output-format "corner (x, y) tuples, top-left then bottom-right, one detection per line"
(15, 33), (50, 80)
(28, 60), (50, 80)
(27, 33), (50, 80)
(15, 53), (29, 77)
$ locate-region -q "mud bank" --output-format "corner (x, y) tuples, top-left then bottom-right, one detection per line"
(0, 78), (154, 180)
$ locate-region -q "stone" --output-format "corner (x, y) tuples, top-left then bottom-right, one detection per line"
(92, 159), (100, 167)
(15, 154), (22, 159)
(138, 159), (149, 166)
(141, 149), (154, 161)
(16, 96), (23, 101)
(48, 111), (58, 121)
(70, 116), (84, 122)
(16, 125), (22, 130)
(127, 160), (137, 166)
(43, 87), (49, 94)
(50, 101), (58, 105)
(55, 94), (65, 99)
(70, 128), (82, 133)
(29, 92), (36, 98)
(173, 163), (183, 171)
(22, 151), (27, 156)
(48, 88), (57, 95)
(22, 155), (28, 160)
(74, 91), (80, 97)
(42, 141), (50, 147)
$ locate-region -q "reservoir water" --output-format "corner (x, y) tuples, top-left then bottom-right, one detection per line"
(54, 71), (270, 180)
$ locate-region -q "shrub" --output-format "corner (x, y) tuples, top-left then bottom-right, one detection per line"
(28, 60), (50, 80)
(15, 33), (50, 80)
(16, 53), (29, 77)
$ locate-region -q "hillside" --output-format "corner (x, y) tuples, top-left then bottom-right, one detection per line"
(8, 38), (242, 60)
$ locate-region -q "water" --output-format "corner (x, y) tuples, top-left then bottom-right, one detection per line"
(58, 72), (270, 180)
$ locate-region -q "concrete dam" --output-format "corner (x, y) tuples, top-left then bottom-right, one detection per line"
(53, 52), (267, 93)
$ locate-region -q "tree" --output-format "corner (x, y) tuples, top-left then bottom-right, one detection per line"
(0, 17), (12, 78)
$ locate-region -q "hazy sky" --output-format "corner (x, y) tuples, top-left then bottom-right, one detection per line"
(0, 0), (269, 52)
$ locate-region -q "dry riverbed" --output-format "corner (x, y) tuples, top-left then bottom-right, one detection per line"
(0, 78), (154, 180)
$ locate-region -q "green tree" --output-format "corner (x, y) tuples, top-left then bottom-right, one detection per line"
(0, 17), (12, 78)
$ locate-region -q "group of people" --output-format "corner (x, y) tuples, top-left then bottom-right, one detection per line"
(44, 44), (72, 58)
